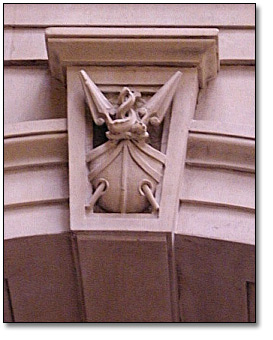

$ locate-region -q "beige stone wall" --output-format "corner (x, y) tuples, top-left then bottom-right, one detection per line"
(4, 4), (255, 323)
(4, 4), (255, 122)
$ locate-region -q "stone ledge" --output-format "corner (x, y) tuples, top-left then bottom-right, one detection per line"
(46, 27), (219, 88)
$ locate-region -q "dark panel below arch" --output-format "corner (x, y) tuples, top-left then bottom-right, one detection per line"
(4, 233), (82, 323)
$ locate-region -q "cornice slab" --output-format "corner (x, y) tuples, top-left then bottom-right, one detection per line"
(46, 27), (219, 87)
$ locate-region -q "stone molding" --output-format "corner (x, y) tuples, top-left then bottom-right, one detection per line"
(186, 132), (255, 173)
(4, 118), (67, 138)
(4, 118), (69, 239)
(4, 27), (255, 64)
(4, 120), (68, 171)
(46, 27), (219, 87)
(4, 4), (255, 27)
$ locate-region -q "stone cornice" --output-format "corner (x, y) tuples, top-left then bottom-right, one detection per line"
(46, 27), (219, 87)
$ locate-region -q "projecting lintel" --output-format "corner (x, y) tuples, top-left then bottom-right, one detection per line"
(46, 27), (219, 88)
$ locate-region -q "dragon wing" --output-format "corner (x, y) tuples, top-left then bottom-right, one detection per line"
(79, 70), (116, 126)
(139, 71), (182, 126)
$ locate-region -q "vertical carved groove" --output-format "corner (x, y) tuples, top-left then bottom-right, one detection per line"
(120, 141), (128, 213)
(70, 233), (87, 322)
(246, 281), (256, 322)
(4, 278), (15, 322)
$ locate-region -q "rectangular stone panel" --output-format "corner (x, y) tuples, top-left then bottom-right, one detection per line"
(181, 166), (255, 210)
(175, 235), (255, 322)
(178, 203), (255, 245)
(4, 165), (68, 207)
(219, 29), (255, 63)
(194, 66), (255, 126)
(4, 203), (70, 240)
(4, 28), (47, 61)
(4, 234), (82, 322)
(76, 232), (173, 322)
(4, 67), (66, 124)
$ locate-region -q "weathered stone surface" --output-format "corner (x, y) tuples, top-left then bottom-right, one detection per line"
(4, 4), (255, 323)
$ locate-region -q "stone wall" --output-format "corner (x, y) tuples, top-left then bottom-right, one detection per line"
(4, 4), (255, 323)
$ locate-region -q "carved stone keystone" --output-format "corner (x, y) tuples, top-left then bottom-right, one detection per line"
(45, 27), (219, 232)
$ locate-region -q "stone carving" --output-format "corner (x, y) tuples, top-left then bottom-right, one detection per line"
(80, 70), (182, 213)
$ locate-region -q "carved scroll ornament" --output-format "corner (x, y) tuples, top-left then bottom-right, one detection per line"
(80, 70), (182, 213)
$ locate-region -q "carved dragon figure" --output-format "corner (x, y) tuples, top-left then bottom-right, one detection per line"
(80, 70), (182, 213)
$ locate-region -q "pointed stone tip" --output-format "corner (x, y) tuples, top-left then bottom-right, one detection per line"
(79, 69), (88, 80)
(79, 70), (92, 87)
(165, 71), (182, 87)
(174, 71), (182, 79)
